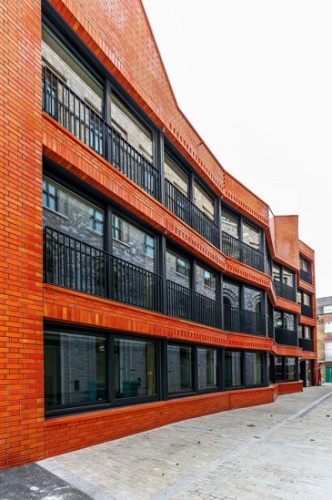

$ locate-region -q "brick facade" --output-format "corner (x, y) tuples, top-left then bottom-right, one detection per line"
(0, 0), (317, 468)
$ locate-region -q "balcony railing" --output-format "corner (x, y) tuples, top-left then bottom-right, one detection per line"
(223, 305), (266, 336)
(301, 304), (313, 318)
(300, 268), (312, 284)
(44, 227), (162, 312)
(166, 280), (221, 328)
(299, 338), (314, 352)
(42, 66), (159, 199)
(165, 180), (219, 247)
(221, 232), (264, 272)
(273, 279), (296, 302)
(275, 327), (298, 346)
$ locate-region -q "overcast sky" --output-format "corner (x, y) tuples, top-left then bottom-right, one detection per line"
(142, 0), (332, 298)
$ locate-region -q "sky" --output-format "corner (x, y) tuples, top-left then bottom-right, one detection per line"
(142, 0), (332, 299)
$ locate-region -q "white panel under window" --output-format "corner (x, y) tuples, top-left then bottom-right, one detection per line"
(325, 342), (332, 361)
(325, 322), (332, 333)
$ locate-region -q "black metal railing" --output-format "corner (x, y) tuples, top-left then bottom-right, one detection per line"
(42, 66), (159, 199)
(223, 305), (266, 336)
(274, 327), (298, 346)
(300, 268), (312, 284)
(165, 180), (219, 247)
(301, 304), (313, 318)
(273, 279), (296, 302)
(221, 232), (264, 272)
(299, 338), (314, 352)
(44, 227), (162, 312)
(166, 280), (221, 328)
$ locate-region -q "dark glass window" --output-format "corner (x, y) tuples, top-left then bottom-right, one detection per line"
(89, 208), (104, 234)
(197, 348), (218, 390)
(285, 357), (296, 381)
(113, 338), (156, 399)
(225, 351), (243, 387)
(245, 352), (263, 385)
(176, 258), (190, 278)
(143, 234), (155, 258)
(45, 331), (107, 410)
(167, 345), (193, 394)
(42, 179), (58, 211)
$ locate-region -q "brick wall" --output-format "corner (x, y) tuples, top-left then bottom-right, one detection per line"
(0, 0), (44, 468)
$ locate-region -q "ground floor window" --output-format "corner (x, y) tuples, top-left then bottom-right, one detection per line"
(114, 338), (156, 398)
(168, 345), (193, 394)
(44, 327), (285, 417)
(274, 356), (298, 382)
(44, 331), (108, 410)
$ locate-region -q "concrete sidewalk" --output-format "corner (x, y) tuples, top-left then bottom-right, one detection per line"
(1, 385), (332, 499)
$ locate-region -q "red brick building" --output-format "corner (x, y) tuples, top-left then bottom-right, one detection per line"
(0, 0), (317, 469)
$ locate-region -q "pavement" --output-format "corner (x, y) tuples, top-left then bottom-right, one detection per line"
(1, 385), (332, 500)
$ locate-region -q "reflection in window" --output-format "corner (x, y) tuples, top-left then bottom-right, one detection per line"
(285, 357), (296, 381)
(242, 222), (260, 250)
(176, 258), (190, 278)
(225, 351), (243, 387)
(114, 338), (156, 399)
(245, 352), (263, 385)
(197, 348), (217, 390)
(43, 179), (58, 212)
(89, 208), (104, 234)
(221, 210), (239, 239)
(168, 345), (193, 394)
(143, 235), (155, 258)
(44, 331), (107, 409)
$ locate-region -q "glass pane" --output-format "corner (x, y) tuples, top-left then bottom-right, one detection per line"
(193, 183), (214, 220)
(272, 264), (280, 282)
(114, 338), (156, 399)
(275, 356), (283, 381)
(243, 286), (261, 313)
(112, 215), (155, 272)
(42, 177), (104, 249)
(195, 264), (216, 300)
(167, 345), (193, 394)
(111, 94), (152, 158)
(285, 357), (296, 381)
(245, 352), (263, 385)
(242, 222), (260, 250)
(282, 268), (294, 287)
(164, 154), (189, 196)
(225, 351), (243, 387)
(221, 210), (239, 239)
(42, 25), (103, 112)
(45, 332), (107, 409)
(166, 250), (190, 288)
(197, 348), (217, 390)
(284, 313), (295, 331)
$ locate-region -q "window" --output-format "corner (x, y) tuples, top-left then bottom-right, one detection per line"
(42, 179), (58, 211)
(274, 311), (295, 331)
(45, 331), (107, 411)
(221, 210), (239, 239)
(114, 338), (156, 399)
(197, 348), (218, 390)
(325, 322), (332, 334)
(89, 208), (104, 234)
(285, 357), (296, 381)
(225, 351), (243, 387)
(245, 352), (263, 385)
(323, 305), (332, 314)
(42, 176), (104, 249)
(167, 345), (193, 394)
(242, 222), (260, 250)
(203, 270), (216, 290)
(143, 234), (155, 258)
(176, 258), (190, 278)
(112, 215), (128, 243)
(193, 182), (214, 220)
